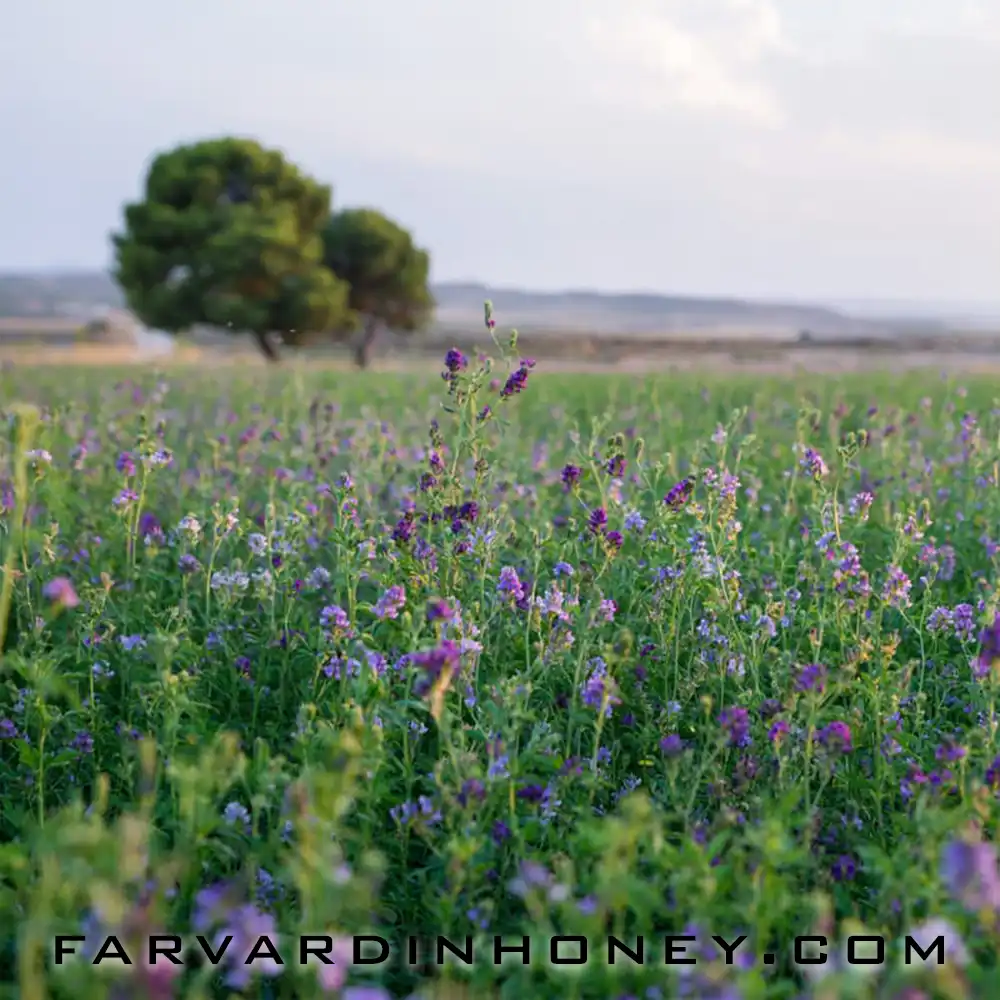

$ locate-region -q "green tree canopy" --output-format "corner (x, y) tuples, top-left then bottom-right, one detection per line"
(112, 137), (354, 361)
(321, 208), (433, 368)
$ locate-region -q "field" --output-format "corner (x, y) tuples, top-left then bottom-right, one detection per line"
(1, 323), (999, 1000)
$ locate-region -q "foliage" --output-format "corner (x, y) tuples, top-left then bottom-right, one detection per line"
(0, 313), (999, 999)
(322, 208), (433, 368)
(111, 137), (353, 362)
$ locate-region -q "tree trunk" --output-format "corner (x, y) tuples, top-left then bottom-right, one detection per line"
(253, 330), (280, 363)
(354, 319), (379, 369)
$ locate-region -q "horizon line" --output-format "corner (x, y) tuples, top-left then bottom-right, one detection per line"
(2, 267), (1000, 316)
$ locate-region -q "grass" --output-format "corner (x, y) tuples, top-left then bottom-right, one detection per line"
(0, 317), (999, 1000)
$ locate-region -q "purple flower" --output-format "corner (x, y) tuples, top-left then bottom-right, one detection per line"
(718, 706), (750, 747)
(443, 348), (468, 374)
(70, 730), (94, 754)
(516, 783), (545, 803)
(580, 658), (620, 717)
(113, 488), (139, 508)
(882, 565), (912, 608)
(940, 839), (1000, 912)
(192, 883), (237, 933)
(849, 491), (874, 518)
(410, 640), (462, 697)
(216, 905), (281, 988)
(952, 603), (975, 642)
(624, 509), (646, 532)
(426, 598), (455, 622)
(986, 754), (1000, 788)
(597, 598), (617, 622)
(587, 507), (608, 535)
(501, 362), (532, 398)
(373, 584), (406, 620)
(320, 605), (351, 630)
(795, 663), (827, 694)
(935, 741), (966, 763)
(178, 553), (200, 574)
(975, 614), (1000, 677)
(927, 606), (953, 633)
(816, 720), (852, 754)
(138, 511), (163, 541)
(42, 576), (79, 609)
(560, 464), (581, 489)
(222, 801), (252, 832)
(768, 719), (790, 744)
(492, 820), (512, 844)
(800, 447), (828, 480)
(391, 512), (415, 545)
(509, 860), (555, 897)
(663, 478), (693, 510)
(497, 566), (525, 602)
(831, 854), (857, 882)
(457, 778), (486, 806)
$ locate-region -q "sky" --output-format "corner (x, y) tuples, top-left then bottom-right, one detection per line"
(2, 0), (999, 306)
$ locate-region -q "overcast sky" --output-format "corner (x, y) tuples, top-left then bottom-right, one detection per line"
(2, 0), (999, 305)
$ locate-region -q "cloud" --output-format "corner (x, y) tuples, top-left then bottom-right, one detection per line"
(816, 127), (1000, 175)
(581, 0), (791, 127)
(766, 24), (1000, 168)
(897, 0), (1000, 45)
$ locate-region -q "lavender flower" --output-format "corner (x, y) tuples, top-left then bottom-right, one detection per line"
(560, 464), (581, 489)
(580, 658), (621, 717)
(501, 361), (533, 398)
(800, 447), (828, 480)
(940, 839), (1000, 912)
(975, 614), (1000, 677)
(663, 477), (694, 510)
(443, 347), (468, 376)
(795, 663), (827, 694)
(816, 721), (853, 754)
(410, 640), (462, 697)
(881, 565), (912, 608)
(497, 566), (525, 602)
(718, 706), (750, 747)
(42, 576), (79, 609)
(587, 507), (608, 535)
(373, 584), (406, 620)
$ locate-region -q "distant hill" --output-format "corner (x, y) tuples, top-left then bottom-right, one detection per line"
(830, 298), (1000, 332)
(0, 271), (124, 317)
(0, 269), (946, 337)
(430, 282), (895, 337)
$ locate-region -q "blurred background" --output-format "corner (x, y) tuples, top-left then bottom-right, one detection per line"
(1, 0), (998, 371)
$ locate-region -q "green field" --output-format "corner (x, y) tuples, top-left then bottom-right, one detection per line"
(0, 342), (998, 999)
